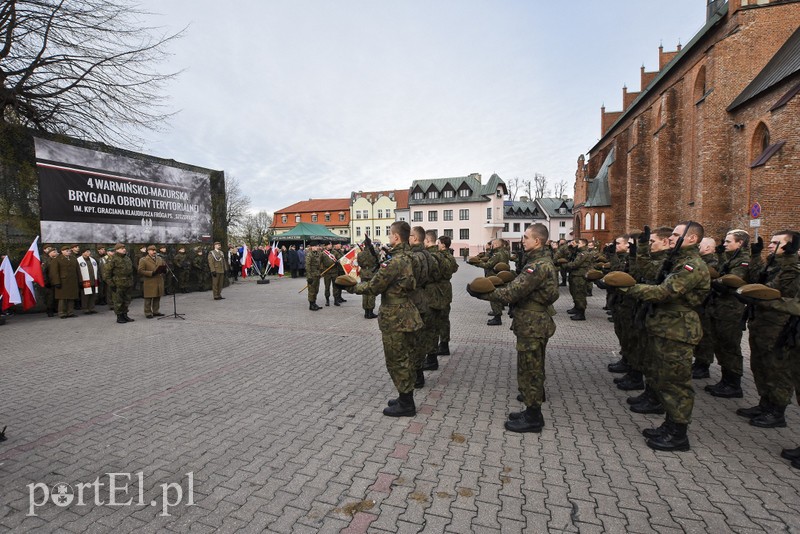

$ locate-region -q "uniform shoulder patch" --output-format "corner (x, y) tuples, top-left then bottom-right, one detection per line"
(380, 262), (388, 269)
(684, 264), (694, 272)
(525, 266), (536, 274)
(741, 262), (749, 267)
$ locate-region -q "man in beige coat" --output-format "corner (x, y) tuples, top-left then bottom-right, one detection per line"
(138, 245), (166, 318)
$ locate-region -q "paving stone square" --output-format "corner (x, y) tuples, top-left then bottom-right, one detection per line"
(1, 262), (799, 532)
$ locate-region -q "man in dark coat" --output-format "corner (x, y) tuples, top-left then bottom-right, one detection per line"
(50, 245), (79, 318)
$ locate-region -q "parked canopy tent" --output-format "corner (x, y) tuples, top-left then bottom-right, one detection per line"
(274, 222), (348, 244)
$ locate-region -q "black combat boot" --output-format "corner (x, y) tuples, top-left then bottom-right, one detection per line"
(365, 309), (377, 319)
(123, 313), (135, 322)
(334, 298), (341, 306)
(438, 342), (450, 356)
(516, 393), (524, 402)
(504, 406), (544, 433)
(792, 457), (800, 469)
(566, 307), (578, 314)
(383, 392), (415, 417)
(646, 422), (690, 452)
(780, 446), (800, 461)
(414, 369), (425, 389)
(627, 385), (655, 405)
(750, 403), (787, 428)
(616, 371), (645, 391)
(569, 310), (586, 321)
(691, 362), (710, 379)
(705, 370), (743, 398)
(116, 314), (127, 324)
(325, 297), (330, 306)
(339, 296), (347, 303)
(630, 395), (665, 414)
(736, 397), (769, 418)
(487, 316), (502, 326)
(642, 418), (670, 439)
(309, 302), (321, 311)
(422, 355), (439, 371)
(608, 359), (631, 373)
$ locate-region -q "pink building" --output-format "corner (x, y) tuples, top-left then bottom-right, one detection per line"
(408, 173), (508, 257)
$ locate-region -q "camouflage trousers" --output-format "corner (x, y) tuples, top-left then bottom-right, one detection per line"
(437, 304), (452, 343)
(489, 300), (504, 317)
(709, 316), (744, 376)
(110, 287), (131, 314)
(568, 274), (588, 311)
(748, 321), (794, 406)
(613, 299), (639, 369)
(307, 277), (320, 303)
(382, 330), (416, 394)
(693, 311), (715, 367)
(648, 336), (695, 424)
(412, 310), (438, 369)
(516, 336), (548, 409)
(324, 274), (341, 301)
(362, 292), (376, 310)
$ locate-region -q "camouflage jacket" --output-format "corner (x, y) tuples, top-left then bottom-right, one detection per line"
(701, 253), (720, 271)
(433, 248), (459, 304)
(751, 254), (800, 327)
(425, 245), (448, 310)
(610, 252), (630, 273)
(353, 243), (422, 333)
(565, 248), (592, 275)
(625, 245), (710, 344)
(408, 244), (431, 313)
(477, 246), (510, 273)
(305, 249), (323, 278)
(482, 247), (559, 339)
(357, 248), (378, 281)
(708, 247), (751, 317)
(104, 253), (134, 289)
(554, 244), (570, 262)
(320, 249), (337, 275)
(172, 252), (190, 270)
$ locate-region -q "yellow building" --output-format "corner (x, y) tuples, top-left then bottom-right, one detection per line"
(350, 190), (409, 244)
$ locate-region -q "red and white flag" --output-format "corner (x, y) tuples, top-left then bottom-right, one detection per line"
(339, 246), (360, 279)
(269, 242), (284, 276)
(17, 236), (45, 286)
(240, 244), (252, 278)
(0, 255), (22, 311)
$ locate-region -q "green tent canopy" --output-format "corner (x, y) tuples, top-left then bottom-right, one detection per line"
(274, 222), (348, 243)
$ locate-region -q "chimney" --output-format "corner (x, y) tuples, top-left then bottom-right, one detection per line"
(468, 172), (482, 183)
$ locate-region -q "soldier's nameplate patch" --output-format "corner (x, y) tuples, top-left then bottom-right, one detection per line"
(684, 265), (694, 272)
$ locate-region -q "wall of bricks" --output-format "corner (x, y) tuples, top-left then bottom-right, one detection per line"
(574, 1), (800, 244)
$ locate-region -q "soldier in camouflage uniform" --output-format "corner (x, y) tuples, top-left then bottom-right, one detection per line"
(348, 221), (422, 417)
(564, 239), (593, 321)
(356, 241), (378, 318)
(321, 243), (338, 306)
(467, 223), (559, 433)
(604, 235), (634, 377)
(621, 222), (710, 452)
(426, 235), (459, 367)
(191, 247), (209, 292)
(554, 239), (569, 286)
(331, 243), (347, 305)
(305, 242), (323, 310)
(172, 246), (190, 293)
(705, 230), (751, 398)
(738, 230), (800, 428)
(420, 230), (448, 371)
(477, 239), (511, 325)
(104, 243), (135, 324)
(407, 226), (436, 388)
(691, 237), (721, 379)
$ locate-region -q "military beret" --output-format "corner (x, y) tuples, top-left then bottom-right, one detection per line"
(493, 262), (510, 273)
(601, 262), (612, 270)
(214, 241), (221, 246)
(114, 243), (126, 251)
(147, 245), (157, 251)
(177, 246), (186, 251)
(497, 271), (516, 283)
(467, 256), (481, 264)
(42, 244), (52, 251)
(70, 244), (79, 248)
(556, 258), (568, 264)
(468, 277), (496, 294)
(60, 244), (71, 251)
(708, 266), (720, 279)
(487, 275), (504, 287)
(335, 274), (358, 286)
(81, 246), (91, 253)
(737, 284), (781, 301)
(720, 274), (746, 288)
(96, 244), (106, 250)
(603, 271), (637, 288)
(586, 269), (604, 281)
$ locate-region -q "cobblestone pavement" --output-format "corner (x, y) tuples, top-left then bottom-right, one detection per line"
(1, 263), (799, 533)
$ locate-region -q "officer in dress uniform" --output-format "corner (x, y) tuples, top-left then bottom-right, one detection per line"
(208, 241), (228, 300)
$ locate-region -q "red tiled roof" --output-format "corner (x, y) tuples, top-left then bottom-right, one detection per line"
(275, 198), (351, 214)
(393, 189), (409, 209)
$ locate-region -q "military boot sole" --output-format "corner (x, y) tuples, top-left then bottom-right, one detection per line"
(736, 406), (764, 419)
(383, 404), (416, 417)
(504, 418), (543, 433)
(507, 410), (526, 421)
(646, 437), (690, 452)
(617, 380), (645, 391)
(608, 362), (631, 374)
(642, 426), (666, 439)
(630, 402), (665, 415)
(780, 446), (800, 461)
(749, 415), (787, 428)
(569, 315), (586, 321)
(706, 385), (743, 398)
(487, 319), (502, 326)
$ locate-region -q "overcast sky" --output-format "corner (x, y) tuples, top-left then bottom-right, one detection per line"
(135, 0), (707, 215)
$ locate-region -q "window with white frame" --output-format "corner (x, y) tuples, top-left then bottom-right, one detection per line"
(324, 213), (331, 222)
(459, 209), (469, 220)
(375, 227), (381, 236)
(428, 211), (437, 222)
(559, 221), (566, 227)
(377, 209), (383, 219)
(459, 229), (469, 240)
(428, 190), (439, 199)
(311, 214), (318, 222)
(339, 212), (345, 221)
(412, 191), (423, 200)
(356, 211), (362, 219)
(281, 215), (287, 224)
(295, 215), (301, 223)
(458, 188), (471, 197)
(356, 227), (361, 237)
(486, 207), (492, 219)
(413, 211), (423, 222)
(443, 190), (455, 198)
(443, 210), (453, 221)
(444, 229), (453, 238)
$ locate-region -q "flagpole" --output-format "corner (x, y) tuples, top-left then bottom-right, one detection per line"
(297, 262), (338, 293)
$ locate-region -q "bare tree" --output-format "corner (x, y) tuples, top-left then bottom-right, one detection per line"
(506, 177), (520, 201)
(522, 179), (532, 201)
(553, 179), (568, 198)
(0, 0), (184, 146)
(533, 173), (549, 198)
(224, 175), (251, 232)
(234, 210), (272, 248)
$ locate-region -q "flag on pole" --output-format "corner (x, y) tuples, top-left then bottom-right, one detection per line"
(15, 269), (36, 310)
(17, 236), (45, 287)
(268, 243), (280, 268)
(240, 244), (253, 278)
(339, 246), (360, 280)
(0, 255), (22, 311)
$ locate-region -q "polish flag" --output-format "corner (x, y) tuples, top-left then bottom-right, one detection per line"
(0, 255), (22, 311)
(17, 236), (45, 287)
(15, 269), (36, 310)
(240, 244), (252, 278)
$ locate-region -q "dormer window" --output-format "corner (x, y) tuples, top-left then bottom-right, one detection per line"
(412, 191), (424, 200)
(458, 188), (471, 198)
(428, 191), (439, 199)
(443, 189), (455, 198)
